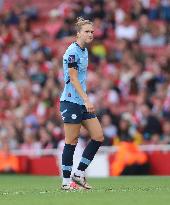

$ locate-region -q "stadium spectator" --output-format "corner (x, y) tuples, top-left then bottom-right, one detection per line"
(114, 112), (143, 145)
(111, 117), (149, 176)
(0, 140), (19, 174)
(55, 19), (74, 39)
(139, 22), (166, 47)
(111, 139), (149, 176)
(160, 0), (170, 21)
(20, 128), (41, 156)
(101, 113), (117, 146)
(38, 127), (53, 149)
(115, 15), (137, 41)
(139, 104), (162, 142)
(161, 120), (170, 144)
(0, 0), (4, 12)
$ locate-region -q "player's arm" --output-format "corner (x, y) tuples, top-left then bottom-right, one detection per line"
(69, 67), (95, 113)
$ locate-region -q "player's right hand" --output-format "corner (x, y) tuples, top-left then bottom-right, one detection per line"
(84, 99), (95, 113)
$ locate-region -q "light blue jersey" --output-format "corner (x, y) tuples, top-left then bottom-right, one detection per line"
(60, 42), (88, 105)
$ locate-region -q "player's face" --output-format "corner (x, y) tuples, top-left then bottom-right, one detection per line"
(78, 24), (94, 44)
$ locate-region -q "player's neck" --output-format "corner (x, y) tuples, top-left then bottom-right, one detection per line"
(76, 40), (85, 49)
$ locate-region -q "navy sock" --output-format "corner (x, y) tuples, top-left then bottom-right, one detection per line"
(62, 144), (76, 178)
(77, 139), (102, 171)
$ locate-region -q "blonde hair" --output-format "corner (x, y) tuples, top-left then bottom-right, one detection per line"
(75, 17), (93, 33)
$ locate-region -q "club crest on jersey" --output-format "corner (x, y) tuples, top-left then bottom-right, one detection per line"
(68, 93), (71, 97)
(71, 114), (77, 119)
(68, 55), (75, 63)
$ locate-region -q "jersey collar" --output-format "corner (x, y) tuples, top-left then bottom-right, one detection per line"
(74, 42), (85, 51)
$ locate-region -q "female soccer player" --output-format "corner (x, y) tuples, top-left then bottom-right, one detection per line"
(60, 17), (104, 190)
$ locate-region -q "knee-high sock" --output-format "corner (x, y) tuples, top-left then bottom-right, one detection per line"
(62, 144), (76, 178)
(77, 139), (102, 171)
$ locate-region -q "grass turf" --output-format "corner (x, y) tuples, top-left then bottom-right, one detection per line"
(0, 175), (170, 205)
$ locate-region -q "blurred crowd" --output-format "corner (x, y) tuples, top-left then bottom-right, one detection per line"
(0, 0), (170, 154)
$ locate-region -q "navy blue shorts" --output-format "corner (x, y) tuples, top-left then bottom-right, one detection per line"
(60, 101), (96, 124)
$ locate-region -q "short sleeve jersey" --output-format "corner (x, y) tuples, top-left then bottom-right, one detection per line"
(60, 42), (88, 105)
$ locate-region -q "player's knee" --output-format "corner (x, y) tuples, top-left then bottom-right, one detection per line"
(98, 136), (104, 143)
(91, 129), (104, 142)
(92, 135), (104, 143)
(65, 137), (78, 145)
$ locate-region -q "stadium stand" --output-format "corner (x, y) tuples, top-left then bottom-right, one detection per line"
(0, 0), (170, 175)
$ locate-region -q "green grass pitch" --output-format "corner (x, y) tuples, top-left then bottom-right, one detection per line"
(0, 175), (170, 205)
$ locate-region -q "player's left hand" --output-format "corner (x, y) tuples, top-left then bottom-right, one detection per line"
(84, 99), (95, 113)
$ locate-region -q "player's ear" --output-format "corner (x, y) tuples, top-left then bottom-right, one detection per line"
(77, 31), (80, 38)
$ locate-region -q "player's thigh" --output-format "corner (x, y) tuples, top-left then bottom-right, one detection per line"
(60, 101), (83, 144)
(82, 118), (104, 142)
(64, 123), (81, 144)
